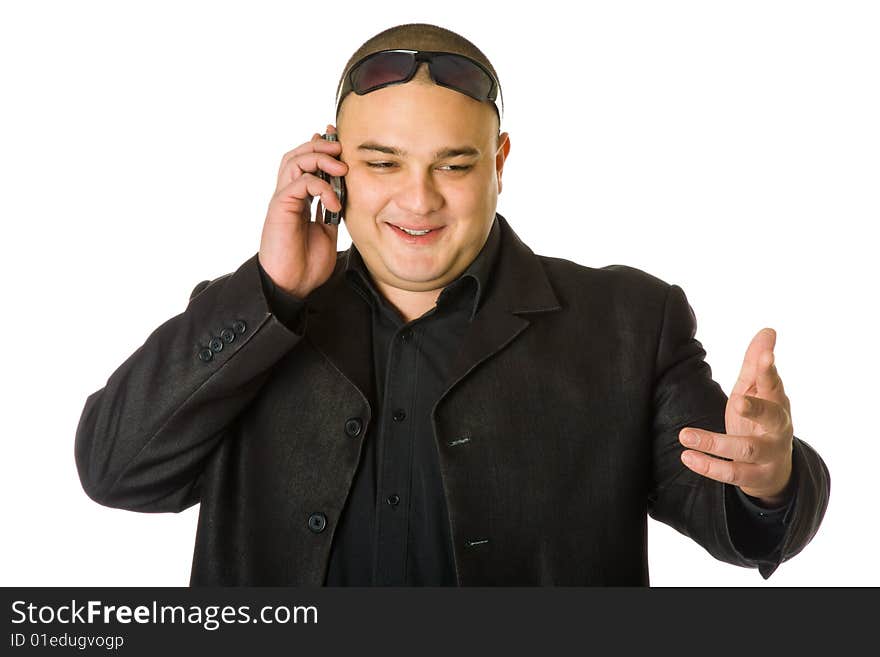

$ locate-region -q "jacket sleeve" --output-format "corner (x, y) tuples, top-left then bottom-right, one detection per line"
(74, 252), (309, 513)
(646, 283), (831, 579)
(256, 258), (309, 334)
(725, 477), (796, 560)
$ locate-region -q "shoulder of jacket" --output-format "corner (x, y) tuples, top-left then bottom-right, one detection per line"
(536, 254), (672, 296)
(188, 249), (350, 303)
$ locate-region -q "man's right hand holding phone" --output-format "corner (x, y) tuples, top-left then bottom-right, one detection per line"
(258, 124), (347, 299)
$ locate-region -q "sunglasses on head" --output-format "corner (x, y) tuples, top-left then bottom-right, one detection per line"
(336, 49), (503, 122)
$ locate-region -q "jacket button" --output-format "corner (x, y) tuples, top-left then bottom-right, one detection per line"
(392, 409), (406, 422)
(308, 512), (327, 533)
(198, 348), (214, 362)
(232, 319), (247, 335)
(344, 418), (362, 437)
(220, 327), (236, 343)
(209, 337), (224, 352)
(400, 329), (413, 342)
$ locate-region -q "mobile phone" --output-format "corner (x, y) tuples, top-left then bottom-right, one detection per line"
(316, 132), (346, 225)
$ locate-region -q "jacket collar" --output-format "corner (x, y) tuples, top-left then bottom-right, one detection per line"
(303, 212), (561, 410)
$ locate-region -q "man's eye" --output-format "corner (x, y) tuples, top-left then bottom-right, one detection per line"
(365, 162), (472, 171)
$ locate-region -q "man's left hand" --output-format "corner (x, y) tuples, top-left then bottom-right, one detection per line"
(678, 327), (795, 507)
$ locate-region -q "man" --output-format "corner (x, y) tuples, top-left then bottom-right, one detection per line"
(75, 23), (830, 585)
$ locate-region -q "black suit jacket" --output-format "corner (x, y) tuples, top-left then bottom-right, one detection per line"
(74, 213), (830, 585)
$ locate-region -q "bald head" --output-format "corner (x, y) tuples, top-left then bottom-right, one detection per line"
(335, 23), (502, 141)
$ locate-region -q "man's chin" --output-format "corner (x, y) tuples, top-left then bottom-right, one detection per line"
(384, 261), (452, 290)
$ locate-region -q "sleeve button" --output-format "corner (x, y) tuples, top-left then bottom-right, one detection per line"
(209, 337), (224, 352)
(198, 348), (214, 362)
(220, 328), (236, 343)
(232, 320), (247, 335)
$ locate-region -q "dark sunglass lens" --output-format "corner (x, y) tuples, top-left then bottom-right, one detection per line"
(351, 52), (416, 93)
(430, 54), (494, 100)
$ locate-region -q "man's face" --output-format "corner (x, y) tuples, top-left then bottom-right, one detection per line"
(336, 69), (510, 294)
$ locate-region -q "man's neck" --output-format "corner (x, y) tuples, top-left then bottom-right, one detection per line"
(372, 277), (444, 324)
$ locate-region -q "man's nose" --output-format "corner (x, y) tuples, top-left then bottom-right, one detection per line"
(396, 170), (443, 215)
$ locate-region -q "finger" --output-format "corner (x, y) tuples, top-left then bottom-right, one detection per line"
(736, 394), (792, 435)
(277, 152), (348, 193)
(756, 350), (786, 399)
(279, 138), (340, 170)
(731, 328), (776, 397)
(273, 172), (339, 217)
(296, 172), (341, 212)
(678, 427), (768, 464)
(281, 140), (342, 173)
(679, 449), (768, 488)
(277, 134), (343, 176)
(288, 152), (348, 182)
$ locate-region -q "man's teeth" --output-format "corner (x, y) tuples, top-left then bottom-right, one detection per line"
(396, 225), (433, 236)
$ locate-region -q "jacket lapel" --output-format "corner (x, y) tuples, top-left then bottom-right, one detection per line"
(436, 214), (561, 406)
(301, 261), (377, 408)
(302, 214), (562, 410)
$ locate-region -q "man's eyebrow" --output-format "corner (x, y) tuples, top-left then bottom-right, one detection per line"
(434, 145), (482, 159)
(356, 142), (481, 159)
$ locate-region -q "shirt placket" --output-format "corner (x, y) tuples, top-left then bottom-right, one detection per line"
(373, 322), (419, 585)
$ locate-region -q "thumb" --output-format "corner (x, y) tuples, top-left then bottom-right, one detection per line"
(731, 328), (775, 397)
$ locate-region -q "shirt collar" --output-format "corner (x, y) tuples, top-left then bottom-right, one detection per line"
(344, 213), (502, 322)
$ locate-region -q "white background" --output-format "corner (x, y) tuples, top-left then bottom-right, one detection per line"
(2, 0), (876, 586)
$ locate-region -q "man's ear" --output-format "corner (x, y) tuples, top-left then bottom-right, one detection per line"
(495, 132), (511, 194)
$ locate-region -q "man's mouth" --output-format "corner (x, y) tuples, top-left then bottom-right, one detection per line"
(386, 222), (446, 243)
(388, 223), (444, 236)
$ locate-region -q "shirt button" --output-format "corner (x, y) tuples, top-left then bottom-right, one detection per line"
(307, 512), (327, 533)
(344, 417), (363, 437)
(386, 494), (400, 507)
(392, 409), (406, 422)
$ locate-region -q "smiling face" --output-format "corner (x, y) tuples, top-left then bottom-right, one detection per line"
(336, 64), (510, 299)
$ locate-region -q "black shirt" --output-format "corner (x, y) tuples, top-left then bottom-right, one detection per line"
(256, 214), (795, 584)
